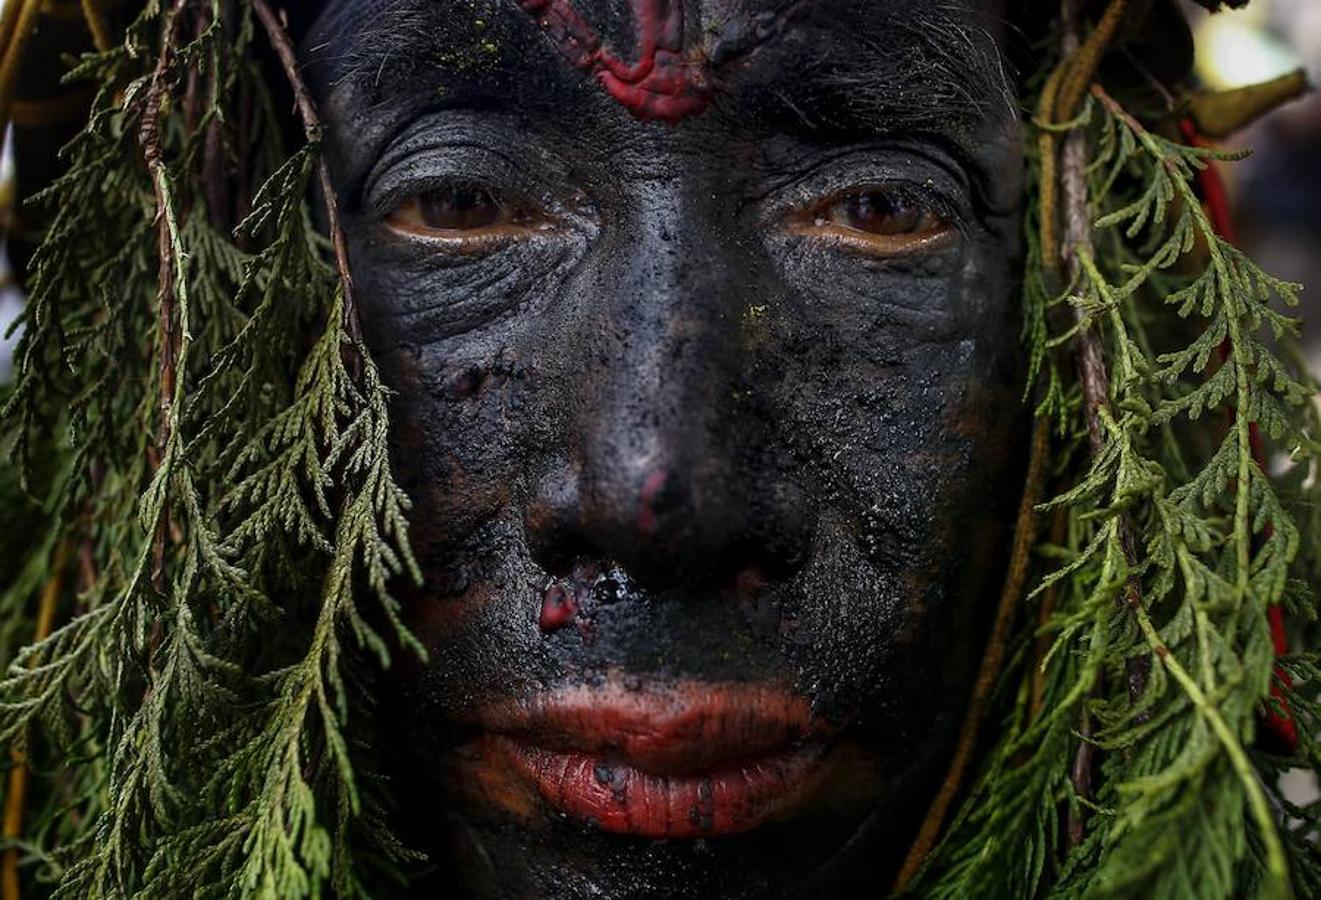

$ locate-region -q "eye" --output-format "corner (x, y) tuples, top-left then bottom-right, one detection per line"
(386, 183), (548, 244)
(790, 187), (955, 257)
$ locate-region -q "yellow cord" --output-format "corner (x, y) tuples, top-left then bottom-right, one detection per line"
(1, 542), (68, 900)
(0, 0), (43, 131)
(891, 417), (1051, 893)
(80, 0), (112, 53)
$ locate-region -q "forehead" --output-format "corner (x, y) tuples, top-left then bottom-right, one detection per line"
(306, 0), (1012, 139)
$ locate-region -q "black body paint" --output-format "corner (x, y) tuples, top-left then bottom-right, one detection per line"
(301, 1), (1025, 896)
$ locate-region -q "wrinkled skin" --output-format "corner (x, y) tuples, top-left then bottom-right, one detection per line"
(303, 1), (1026, 896)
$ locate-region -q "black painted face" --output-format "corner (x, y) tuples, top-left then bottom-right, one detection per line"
(304, 1), (1025, 896)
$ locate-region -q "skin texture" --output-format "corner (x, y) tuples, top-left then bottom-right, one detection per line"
(301, 1), (1026, 896)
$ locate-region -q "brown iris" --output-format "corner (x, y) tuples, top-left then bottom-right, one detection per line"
(792, 188), (954, 256)
(387, 185), (542, 243)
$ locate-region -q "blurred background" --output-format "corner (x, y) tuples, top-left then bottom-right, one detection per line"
(1182, 0), (1321, 372)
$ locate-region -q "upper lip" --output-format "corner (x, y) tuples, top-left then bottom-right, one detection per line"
(468, 678), (834, 774)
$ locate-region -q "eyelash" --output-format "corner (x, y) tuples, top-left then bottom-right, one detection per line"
(375, 172), (967, 258)
(778, 177), (965, 234)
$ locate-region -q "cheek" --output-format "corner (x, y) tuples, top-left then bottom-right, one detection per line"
(768, 329), (1026, 709)
(378, 344), (528, 552)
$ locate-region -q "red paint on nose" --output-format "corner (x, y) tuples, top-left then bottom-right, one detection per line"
(518, 0), (712, 124)
(538, 584), (578, 631)
(637, 469), (668, 536)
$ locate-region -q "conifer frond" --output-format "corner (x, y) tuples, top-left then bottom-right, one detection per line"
(0, 2), (422, 895)
(915, 47), (1318, 900)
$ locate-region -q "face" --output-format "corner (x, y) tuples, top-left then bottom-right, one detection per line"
(303, 1), (1026, 895)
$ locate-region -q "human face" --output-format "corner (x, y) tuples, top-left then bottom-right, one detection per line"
(305, 1), (1025, 895)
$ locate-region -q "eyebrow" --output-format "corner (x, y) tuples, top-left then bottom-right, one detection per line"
(745, 12), (1014, 136)
(305, 0), (540, 100)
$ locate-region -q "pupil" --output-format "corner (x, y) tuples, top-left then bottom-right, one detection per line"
(842, 192), (924, 234)
(418, 186), (503, 230)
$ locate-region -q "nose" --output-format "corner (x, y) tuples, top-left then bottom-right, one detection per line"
(526, 182), (814, 590)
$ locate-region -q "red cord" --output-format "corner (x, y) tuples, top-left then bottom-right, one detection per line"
(1179, 118), (1298, 752)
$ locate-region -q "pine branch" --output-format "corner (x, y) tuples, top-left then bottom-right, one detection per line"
(920, 15), (1317, 900)
(250, 0), (363, 348)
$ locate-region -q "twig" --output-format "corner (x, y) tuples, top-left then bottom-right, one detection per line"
(250, 0), (363, 347)
(1039, 0), (1129, 273)
(1133, 607), (1289, 884)
(1057, 39), (1106, 854)
(1, 543), (68, 900)
(1049, 0), (1151, 847)
(141, 0), (189, 440)
(1066, 708), (1093, 847)
(140, 0), (189, 595)
(892, 416), (1052, 891)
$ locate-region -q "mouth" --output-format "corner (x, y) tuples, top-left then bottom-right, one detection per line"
(458, 678), (842, 839)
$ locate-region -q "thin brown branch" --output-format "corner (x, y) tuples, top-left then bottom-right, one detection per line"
(1067, 708), (1093, 847)
(251, 0), (363, 347)
(1065, 93), (1150, 712)
(1040, 0), (1128, 274)
(892, 416), (1052, 891)
(1051, 0), (1151, 848)
(1059, 64), (1105, 856)
(183, 3), (230, 231)
(140, 0), (189, 594)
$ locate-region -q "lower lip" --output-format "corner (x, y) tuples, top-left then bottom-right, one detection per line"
(485, 735), (829, 838)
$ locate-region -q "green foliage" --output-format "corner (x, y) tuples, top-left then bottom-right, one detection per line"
(912, 72), (1321, 900)
(0, 2), (422, 896)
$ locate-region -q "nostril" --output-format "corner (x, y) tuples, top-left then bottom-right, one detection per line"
(537, 560), (641, 635)
(592, 571), (628, 605)
(530, 442), (813, 593)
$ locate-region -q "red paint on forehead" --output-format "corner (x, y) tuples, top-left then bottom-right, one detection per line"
(518, 0), (712, 124)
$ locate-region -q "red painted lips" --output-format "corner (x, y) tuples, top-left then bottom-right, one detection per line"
(459, 680), (841, 838)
